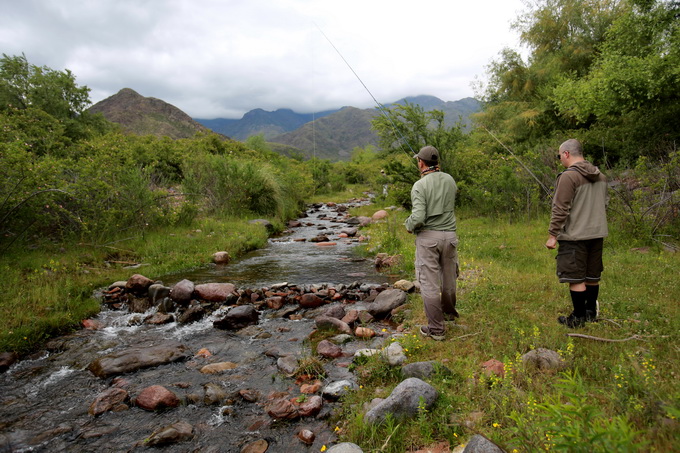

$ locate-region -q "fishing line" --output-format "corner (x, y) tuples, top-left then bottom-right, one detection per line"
(481, 125), (552, 197)
(314, 23), (418, 164)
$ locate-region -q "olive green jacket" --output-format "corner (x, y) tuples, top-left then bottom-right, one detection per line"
(405, 171), (457, 234)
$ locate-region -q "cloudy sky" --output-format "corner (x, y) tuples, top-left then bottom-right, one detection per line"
(2, 0), (528, 119)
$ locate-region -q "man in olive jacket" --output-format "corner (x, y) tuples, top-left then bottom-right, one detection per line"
(545, 139), (608, 328)
(405, 145), (458, 341)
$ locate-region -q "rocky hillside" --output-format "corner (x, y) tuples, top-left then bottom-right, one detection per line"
(88, 88), (212, 139)
(270, 107), (380, 160)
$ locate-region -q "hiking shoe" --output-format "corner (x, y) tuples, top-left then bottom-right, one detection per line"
(558, 313), (586, 329)
(419, 326), (445, 341)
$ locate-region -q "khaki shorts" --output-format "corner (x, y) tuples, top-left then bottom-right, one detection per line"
(556, 238), (604, 283)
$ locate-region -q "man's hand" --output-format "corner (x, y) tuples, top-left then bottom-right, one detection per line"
(545, 235), (557, 249)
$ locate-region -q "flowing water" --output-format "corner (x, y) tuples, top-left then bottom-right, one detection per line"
(0, 199), (398, 453)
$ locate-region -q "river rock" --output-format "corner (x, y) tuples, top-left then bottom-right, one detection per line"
(317, 340), (343, 358)
(144, 312), (174, 325)
(393, 280), (415, 292)
(299, 293), (325, 308)
(241, 438), (269, 453)
(88, 342), (189, 378)
(170, 279), (194, 304)
(203, 382), (227, 405)
(372, 210), (388, 220)
(328, 442), (364, 452)
(463, 434), (505, 453)
(364, 378), (438, 425)
(367, 289), (408, 318)
(148, 283), (171, 305)
(135, 385), (180, 411)
(144, 421), (193, 446)
(324, 304), (346, 319)
(88, 388), (129, 416)
(340, 227), (358, 237)
(298, 428), (315, 445)
(212, 251), (230, 264)
(277, 356), (298, 376)
(213, 305), (259, 330)
(200, 362), (238, 374)
(382, 341), (407, 366)
(355, 327), (376, 339)
(297, 394), (323, 417)
(128, 295), (153, 313)
(0, 352), (18, 373)
(177, 303), (205, 324)
(522, 348), (565, 371)
(322, 380), (358, 400)
(194, 282), (238, 303)
(401, 361), (451, 379)
(266, 398), (299, 419)
(266, 296), (285, 309)
(125, 274), (154, 294)
(315, 316), (352, 334)
(482, 359), (505, 378)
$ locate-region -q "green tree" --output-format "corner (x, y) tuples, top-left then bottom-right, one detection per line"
(552, 0), (680, 159)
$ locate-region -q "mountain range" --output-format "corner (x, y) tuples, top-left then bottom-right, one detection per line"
(88, 89), (481, 161)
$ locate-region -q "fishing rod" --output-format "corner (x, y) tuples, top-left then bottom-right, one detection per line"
(314, 23), (418, 165)
(481, 125), (552, 197)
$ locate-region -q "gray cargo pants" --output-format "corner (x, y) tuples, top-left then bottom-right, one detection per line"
(415, 230), (459, 336)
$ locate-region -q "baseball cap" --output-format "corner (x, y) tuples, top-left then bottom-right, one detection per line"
(414, 146), (439, 162)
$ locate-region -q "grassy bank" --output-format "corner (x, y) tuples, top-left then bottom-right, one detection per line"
(336, 208), (679, 452)
(0, 216), (274, 354)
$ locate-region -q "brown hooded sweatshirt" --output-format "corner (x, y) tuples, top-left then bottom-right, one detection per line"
(549, 160), (608, 241)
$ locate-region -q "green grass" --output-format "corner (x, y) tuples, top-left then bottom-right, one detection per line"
(338, 208), (680, 452)
(0, 216), (272, 354)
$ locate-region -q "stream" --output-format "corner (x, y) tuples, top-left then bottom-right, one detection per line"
(0, 199), (400, 453)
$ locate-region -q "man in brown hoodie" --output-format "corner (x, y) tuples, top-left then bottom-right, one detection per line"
(545, 139), (608, 328)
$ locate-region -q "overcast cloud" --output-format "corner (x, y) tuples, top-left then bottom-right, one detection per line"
(1, 0), (527, 119)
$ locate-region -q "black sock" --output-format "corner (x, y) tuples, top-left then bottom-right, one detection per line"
(570, 290), (587, 318)
(585, 285), (599, 312)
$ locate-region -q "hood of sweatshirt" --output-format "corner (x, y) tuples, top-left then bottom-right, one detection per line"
(568, 160), (601, 182)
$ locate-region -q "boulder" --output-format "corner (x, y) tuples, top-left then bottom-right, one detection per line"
(170, 279), (194, 304)
(364, 378), (438, 425)
(315, 316), (352, 335)
(212, 251), (230, 264)
(463, 434), (505, 453)
(299, 293), (325, 308)
(88, 342), (189, 378)
(194, 282), (237, 303)
(401, 361), (451, 379)
(522, 348), (566, 371)
(148, 283), (171, 305)
(213, 305), (259, 330)
(125, 274), (154, 294)
(367, 289), (407, 318)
